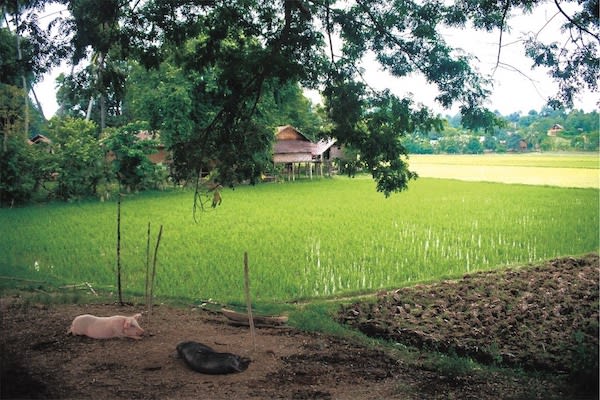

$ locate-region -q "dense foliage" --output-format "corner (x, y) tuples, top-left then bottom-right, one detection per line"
(0, 0), (598, 204)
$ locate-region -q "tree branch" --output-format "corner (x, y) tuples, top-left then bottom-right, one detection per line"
(553, 0), (599, 42)
(325, 0), (334, 64)
(496, 61), (546, 101)
(492, 0), (511, 77)
(533, 10), (560, 41)
(353, 0), (423, 71)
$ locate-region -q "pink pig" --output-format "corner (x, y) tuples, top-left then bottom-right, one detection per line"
(67, 313), (144, 340)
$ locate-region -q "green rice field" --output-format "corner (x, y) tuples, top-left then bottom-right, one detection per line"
(1, 154), (598, 305)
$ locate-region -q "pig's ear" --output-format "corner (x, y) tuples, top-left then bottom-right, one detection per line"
(133, 313), (142, 320)
(124, 319), (131, 329)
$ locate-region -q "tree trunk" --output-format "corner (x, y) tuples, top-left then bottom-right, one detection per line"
(30, 85), (46, 121)
(13, 9), (29, 136)
(85, 96), (94, 120)
(100, 91), (106, 130)
(98, 52), (106, 130)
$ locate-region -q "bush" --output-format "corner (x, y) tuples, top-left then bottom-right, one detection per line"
(102, 122), (167, 191)
(48, 117), (107, 200)
(0, 135), (38, 206)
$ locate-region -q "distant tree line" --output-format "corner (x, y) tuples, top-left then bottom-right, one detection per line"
(404, 108), (599, 154)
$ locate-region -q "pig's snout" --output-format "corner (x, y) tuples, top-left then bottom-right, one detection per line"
(123, 315), (144, 338)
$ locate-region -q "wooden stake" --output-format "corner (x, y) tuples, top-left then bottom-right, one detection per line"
(243, 252), (256, 352)
(116, 189), (123, 305)
(148, 224), (163, 321)
(145, 222), (151, 308)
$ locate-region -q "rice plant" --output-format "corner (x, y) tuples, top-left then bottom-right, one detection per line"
(1, 166), (597, 305)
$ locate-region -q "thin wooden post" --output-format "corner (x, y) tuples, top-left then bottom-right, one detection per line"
(145, 222), (151, 307)
(148, 225), (163, 321)
(116, 189), (123, 305)
(243, 252), (256, 352)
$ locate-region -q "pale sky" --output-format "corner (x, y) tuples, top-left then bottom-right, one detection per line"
(33, 2), (598, 118)
(357, 2), (599, 116)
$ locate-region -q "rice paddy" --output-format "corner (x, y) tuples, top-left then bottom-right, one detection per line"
(1, 154), (598, 305)
(409, 153), (599, 188)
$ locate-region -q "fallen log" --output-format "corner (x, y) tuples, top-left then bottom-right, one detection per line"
(221, 308), (288, 327)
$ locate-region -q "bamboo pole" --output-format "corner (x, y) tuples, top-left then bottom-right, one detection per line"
(148, 224), (163, 321)
(243, 252), (256, 352)
(116, 189), (123, 305)
(145, 222), (151, 307)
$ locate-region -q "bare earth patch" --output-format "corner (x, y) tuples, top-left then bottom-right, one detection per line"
(1, 254), (598, 399)
(340, 253), (599, 372)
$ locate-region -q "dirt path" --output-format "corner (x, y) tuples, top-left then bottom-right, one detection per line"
(1, 254), (598, 399)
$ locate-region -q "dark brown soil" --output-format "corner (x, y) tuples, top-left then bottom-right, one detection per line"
(340, 253), (599, 373)
(1, 254), (598, 400)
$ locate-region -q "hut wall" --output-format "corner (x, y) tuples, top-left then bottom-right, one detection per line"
(273, 154), (313, 163)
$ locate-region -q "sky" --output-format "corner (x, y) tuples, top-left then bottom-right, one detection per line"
(32, 2), (598, 118)
(356, 3), (599, 116)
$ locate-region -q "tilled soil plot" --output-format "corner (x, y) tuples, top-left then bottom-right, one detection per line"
(340, 253), (599, 391)
(1, 254), (598, 400)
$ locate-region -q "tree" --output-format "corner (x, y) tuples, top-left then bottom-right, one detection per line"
(506, 132), (525, 152)
(55, 67), (96, 119)
(439, 137), (462, 154)
(39, 1), (600, 196)
(48, 117), (106, 200)
(564, 109), (599, 135)
(55, 59), (128, 127)
(102, 122), (167, 192)
(465, 137), (484, 154)
(257, 80), (324, 139)
(522, 1), (599, 108)
(0, 83), (34, 205)
(50, 0), (128, 129)
(1, 1), (66, 120)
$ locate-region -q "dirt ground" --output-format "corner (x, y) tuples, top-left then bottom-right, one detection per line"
(340, 253), (599, 374)
(1, 254), (598, 400)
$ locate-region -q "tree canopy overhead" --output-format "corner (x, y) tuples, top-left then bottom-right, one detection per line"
(4, 0), (599, 197)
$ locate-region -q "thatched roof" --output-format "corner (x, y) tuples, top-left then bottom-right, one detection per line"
(28, 134), (52, 145)
(273, 125), (337, 163)
(274, 140), (314, 155)
(275, 125), (312, 142)
(313, 138), (337, 156)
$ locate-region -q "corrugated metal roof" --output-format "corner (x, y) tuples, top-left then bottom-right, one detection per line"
(28, 134), (52, 145)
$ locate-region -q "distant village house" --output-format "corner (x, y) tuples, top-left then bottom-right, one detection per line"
(547, 124), (563, 136)
(28, 134), (52, 146)
(135, 131), (169, 164)
(272, 125), (340, 180)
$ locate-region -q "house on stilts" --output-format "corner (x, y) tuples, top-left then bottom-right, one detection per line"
(272, 125), (341, 181)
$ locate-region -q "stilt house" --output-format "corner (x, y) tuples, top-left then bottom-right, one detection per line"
(273, 125), (338, 180)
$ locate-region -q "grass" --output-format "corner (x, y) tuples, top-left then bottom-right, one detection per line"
(1, 172), (598, 306)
